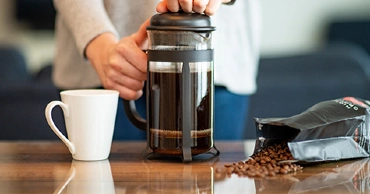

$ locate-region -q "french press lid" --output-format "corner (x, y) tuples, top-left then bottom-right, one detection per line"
(147, 12), (216, 32)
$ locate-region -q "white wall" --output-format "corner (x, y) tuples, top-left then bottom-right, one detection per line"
(260, 0), (370, 57)
(1, 0), (370, 72)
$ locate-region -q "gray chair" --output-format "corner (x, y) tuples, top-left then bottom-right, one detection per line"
(0, 45), (29, 83)
(326, 20), (370, 55)
(245, 44), (370, 139)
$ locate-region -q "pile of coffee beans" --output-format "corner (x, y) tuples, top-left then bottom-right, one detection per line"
(216, 142), (303, 178)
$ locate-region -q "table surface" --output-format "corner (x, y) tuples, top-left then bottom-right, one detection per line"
(0, 140), (368, 194)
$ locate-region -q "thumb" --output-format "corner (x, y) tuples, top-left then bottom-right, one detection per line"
(132, 18), (150, 48)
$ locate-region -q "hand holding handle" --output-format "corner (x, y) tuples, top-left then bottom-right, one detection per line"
(45, 101), (76, 154)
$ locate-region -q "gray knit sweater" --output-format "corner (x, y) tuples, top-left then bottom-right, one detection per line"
(53, 0), (261, 95)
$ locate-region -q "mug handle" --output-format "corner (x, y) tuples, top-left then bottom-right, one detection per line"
(45, 101), (76, 154)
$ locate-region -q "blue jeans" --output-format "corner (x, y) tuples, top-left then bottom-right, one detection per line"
(113, 86), (249, 140)
(213, 87), (249, 140)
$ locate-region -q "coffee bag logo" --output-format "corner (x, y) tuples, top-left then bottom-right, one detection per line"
(334, 97), (369, 110)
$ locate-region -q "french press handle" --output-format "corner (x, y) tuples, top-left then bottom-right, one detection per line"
(123, 84), (161, 131)
(123, 99), (146, 131)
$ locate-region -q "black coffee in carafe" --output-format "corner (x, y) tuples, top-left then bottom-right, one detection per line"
(149, 70), (212, 155)
(124, 12), (218, 162)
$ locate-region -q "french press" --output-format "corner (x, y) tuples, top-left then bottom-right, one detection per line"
(124, 12), (219, 162)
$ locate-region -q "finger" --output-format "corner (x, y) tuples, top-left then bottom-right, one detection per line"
(116, 42), (147, 74)
(156, 0), (169, 13)
(178, 0), (193, 13)
(103, 69), (145, 100)
(193, 0), (207, 13)
(222, 0), (232, 3)
(166, 0), (180, 12)
(132, 19), (150, 49)
(205, 0), (222, 16)
(115, 83), (144, 100)
(112, 73), (145, 92)
(116, 23), (148, 74)
(100, 75), (143, 100)
(108, 53), (146, 81)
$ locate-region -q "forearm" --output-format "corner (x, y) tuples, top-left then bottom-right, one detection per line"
(53, 0), (119, 57)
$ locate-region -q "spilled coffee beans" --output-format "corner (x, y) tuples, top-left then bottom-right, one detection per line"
(218, 142), (303, 178)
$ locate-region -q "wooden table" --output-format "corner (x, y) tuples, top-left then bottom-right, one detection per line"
(0, 141), (368, 194)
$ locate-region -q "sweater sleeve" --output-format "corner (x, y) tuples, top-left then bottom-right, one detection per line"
(53, 0), (119, 57)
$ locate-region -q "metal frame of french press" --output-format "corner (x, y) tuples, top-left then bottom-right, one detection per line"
(146, 49), (220, 162)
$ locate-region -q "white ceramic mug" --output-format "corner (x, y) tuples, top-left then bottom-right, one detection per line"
(45, 89), (119, 161)
(54, 159), (115, 194)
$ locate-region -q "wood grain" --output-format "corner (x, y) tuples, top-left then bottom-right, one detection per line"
(0, 141), (367, 193)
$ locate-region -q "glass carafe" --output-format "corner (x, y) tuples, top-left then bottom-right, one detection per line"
(124, 12), (217, 162)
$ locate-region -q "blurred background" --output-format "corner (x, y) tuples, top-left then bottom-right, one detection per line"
(0, 0), (55, 73)
(1, 0), (370, 140)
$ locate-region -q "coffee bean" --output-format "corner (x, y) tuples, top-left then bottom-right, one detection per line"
(247, 171), (256, 177)
(255, 171), (265, 178)
(265, 157), (271, 162)
(217, 142), (303, 179)
(280, 168), (288, 174)
(268, 171), (276, 177)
